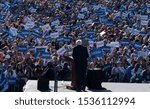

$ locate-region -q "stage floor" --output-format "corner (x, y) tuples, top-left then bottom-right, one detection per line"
(23, 80), (150, 92)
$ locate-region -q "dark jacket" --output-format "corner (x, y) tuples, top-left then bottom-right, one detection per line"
(73, 45), (89, 67)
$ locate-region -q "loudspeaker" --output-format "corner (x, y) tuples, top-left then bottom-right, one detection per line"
(37, 78), (49, 91)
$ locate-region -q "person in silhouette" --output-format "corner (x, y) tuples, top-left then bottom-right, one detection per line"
(72, 39), (89, 92)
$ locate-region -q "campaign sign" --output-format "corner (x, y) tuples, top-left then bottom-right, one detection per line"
(100, 18), (108, 23)
(78, 13), (85, 19)
(28, 46), (36, 52)
(140, 15), (148, 20)
(81, 7), (88, 12)
(114, 13), (120, 17)
(133, 43), (142, 49)
(120, 40), (130, 46)
(56, 36), (64, 42)
(84, 19), (93, 25)
(20, 30), (29, 35)
(48, 32), (59, 39)
(93, 5), (100, 10)
(41, 52), (51, 59)
(32, 31), (41, 37)
(96, 41), (104, 48)
(106, 22), (114, 26)
(138, 51), (147, 58)
(36, 47), (46, 53)
(57, 47), (66, 55)
(88, 40), (94, 47)
(0, 14), (4, 22)
(102, 46), (111, 53)
(17, 46), (27, 52)
(87, 30), (95, 35)
(141, 20), (149, 26)
(132, 29), (140, 35)
(64, 37), (71, 42)
(107, 42), (120, 48)
(65, 26), (71, 31)
(140, 32), (147, 36)
(51, 20), (60, 26)
(122, 12), (128, 17)
(90, 48), (102, 58)
(56, 25), (63, 32)
(94, 19), (100, 24)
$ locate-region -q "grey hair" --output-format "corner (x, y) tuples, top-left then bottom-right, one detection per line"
(76, 39), (82, 45)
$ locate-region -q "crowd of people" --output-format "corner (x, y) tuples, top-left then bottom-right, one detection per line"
(0, 0), (150, 91)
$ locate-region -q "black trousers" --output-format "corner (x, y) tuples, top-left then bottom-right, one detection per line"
(76, 64), (87, 91)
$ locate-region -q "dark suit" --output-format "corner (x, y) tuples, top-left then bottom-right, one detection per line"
(73, 45), (89, 91)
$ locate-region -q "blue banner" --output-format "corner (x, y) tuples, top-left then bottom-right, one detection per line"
(17, 46), (27, 52)
(90, 48), (103, 58)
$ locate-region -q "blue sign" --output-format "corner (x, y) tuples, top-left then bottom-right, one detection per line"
(64, 37), (71, 42)
(94, 19), (100, 24)
(56, 37), (64, 42)
(133, 43), (142, 49)
(65, 26), (71, 30)
(87, 30), (94, 35)
(0, 14), (4, 22)
(41, 52), (51, 58)
(17, 46), (27, 52)
(120, 40), (130, 45)
(100, 18), (108, 23)
(36, 47), (46, 53)
(102, 46), (111, 53)
(90, 48), (102, 58)
(29, 46), (36, 52)
(106, 22), (114, 26)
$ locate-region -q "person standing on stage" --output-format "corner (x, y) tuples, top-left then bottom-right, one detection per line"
(73, 39), (89, 92)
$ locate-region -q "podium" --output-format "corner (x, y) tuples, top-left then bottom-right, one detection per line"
(64, 56), (76, 90)
(86, 68), (104, 89)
